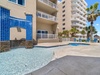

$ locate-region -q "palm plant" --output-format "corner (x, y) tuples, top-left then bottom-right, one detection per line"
(86, 2), (100, 42)
(70, 27), (79, 37)
(84, 26), (97, 39)
(58, 32), (63, 38)
(80, 30), (86, 35)
(62, 30), (69, 37)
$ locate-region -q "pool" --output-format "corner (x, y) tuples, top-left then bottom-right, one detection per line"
(0, 47), (53, 75)
(68, 43), (89, 46)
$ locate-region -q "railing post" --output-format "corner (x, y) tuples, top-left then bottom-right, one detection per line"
(41, 33), (42, 39)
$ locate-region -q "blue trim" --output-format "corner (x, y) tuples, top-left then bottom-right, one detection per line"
(0, 7), (33, 41)
(0, 7), (10, 41)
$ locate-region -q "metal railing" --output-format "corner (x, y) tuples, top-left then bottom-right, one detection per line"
(39, 0), (57, 9)
(37, 11), (57, 22)
(37, 33), (58, 39)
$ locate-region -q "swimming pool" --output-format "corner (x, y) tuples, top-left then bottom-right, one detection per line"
(68, 43), (89, 46)
(0, 47), (53, 75)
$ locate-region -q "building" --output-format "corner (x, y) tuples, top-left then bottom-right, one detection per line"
(58, 0), (87, 40)
(0, 0), (58, 51)
(57, 0), (72, 32)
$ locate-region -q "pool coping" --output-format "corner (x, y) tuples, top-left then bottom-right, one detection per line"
(35, 44), (69, 48)
(35, 42), (94, 48)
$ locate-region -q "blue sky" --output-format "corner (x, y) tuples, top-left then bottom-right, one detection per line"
(58, 0), (100, 35)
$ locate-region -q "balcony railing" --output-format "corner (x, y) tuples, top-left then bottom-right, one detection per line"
(37, 33), (58, 39)
(71, 17), (86, 24)
(37, 11), (57, 22)
(39, 0), (57, 9)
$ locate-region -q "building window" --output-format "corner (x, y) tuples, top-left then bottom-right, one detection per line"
(9, 0), (16, 3)
(63, 23), (65, 25)
(62, 1), (65, 4)
(37, 30), (48, 34)
(18, 0), (25, 5)
(63, 19), (65, 21)
(62, 6), (65, 8)
(62, 10), (65, 13)
(62, 14), (65, 17)
(63, 27), (65, 30)
(8, 0), (25, 6)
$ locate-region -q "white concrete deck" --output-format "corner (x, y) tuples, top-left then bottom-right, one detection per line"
(26, 42), (100, 75)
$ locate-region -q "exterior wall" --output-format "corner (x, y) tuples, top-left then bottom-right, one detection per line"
(0, 0), (58, 44)
(0, 0), (36, 41)
(37, 22), (53, 34)
(10, 28), (26, 40)
(57, 0), (71, 32)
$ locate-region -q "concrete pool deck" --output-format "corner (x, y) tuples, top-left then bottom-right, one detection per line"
(26, 42), (100, 75)
(35, 41), (99, 47)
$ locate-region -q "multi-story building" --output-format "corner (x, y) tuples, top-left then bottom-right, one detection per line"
(0, 0), (58, 51)
(58, 0), (87, 40)
(57, 0), (72, 32)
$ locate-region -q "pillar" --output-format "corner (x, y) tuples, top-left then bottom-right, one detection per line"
(0, 7), (10, 52)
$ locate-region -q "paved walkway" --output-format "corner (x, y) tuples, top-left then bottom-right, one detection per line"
(26, 42), (100, 75)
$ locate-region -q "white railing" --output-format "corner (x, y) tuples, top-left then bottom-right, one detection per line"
(37, 11), (57, 22)
(72, 23), (85, 27)
(71, 17), (86, 24)
(37, 33), (58, 39)
(39, 0), (57, 9)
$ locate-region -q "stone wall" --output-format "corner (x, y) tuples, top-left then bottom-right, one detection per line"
(25, 41), (33, 48)
(0, 41), (10, 52)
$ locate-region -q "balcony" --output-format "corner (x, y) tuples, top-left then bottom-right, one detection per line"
(72, 13), (86, 20)
(39, 0), (57, 9)
(37, 33), (58, 39)
(72, 23), (86, 28)
(37, 0), (58, 14)
(37, 11), (57, 24)
(74, 2), (86, 12)
(71, 17), (86, 24)
(72, 7), (85, 15)
(78, 0), (87, 9)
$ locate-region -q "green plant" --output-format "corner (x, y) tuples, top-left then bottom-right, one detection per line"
(80, 30), (86, 35)
(82, 40), (86, 42)
(58, 32), (63, 38)
(62, 30), (69, 38)
(84, 26), (97, 39)
(70, 27), (79, 37)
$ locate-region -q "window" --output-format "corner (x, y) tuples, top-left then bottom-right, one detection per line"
(62, 6), (65, 8)
(63, 19), (65, 21)
(62, 10), (65, 13)
(62, 1), (65, 4)
(62, 14), (65, 17)
(63, 27), (65, 30)
(37, 30), (48, 34)
(18, 0), (25, 5)
(9, 0), (16, 3)
(63, 23), (65, 25)
(8, 0), (25, 6)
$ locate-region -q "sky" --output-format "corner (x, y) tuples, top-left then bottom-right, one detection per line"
(58, 0), (100, 35)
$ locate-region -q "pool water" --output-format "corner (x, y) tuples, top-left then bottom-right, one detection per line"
(68, 43), (89, 46)
(0, 47), (53, 75)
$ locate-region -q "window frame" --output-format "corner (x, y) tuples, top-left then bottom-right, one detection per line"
(37, 30), (48, 34)
(8, 0), (26, 6)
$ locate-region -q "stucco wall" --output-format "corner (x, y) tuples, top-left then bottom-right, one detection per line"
(37, 22), (53, 34)
(0, 0), (36, 40)
(57, 0), (72, 32)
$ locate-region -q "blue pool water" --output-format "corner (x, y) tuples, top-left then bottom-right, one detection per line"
(0, 47), (53, 75)
(68, 43), (89, 46)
